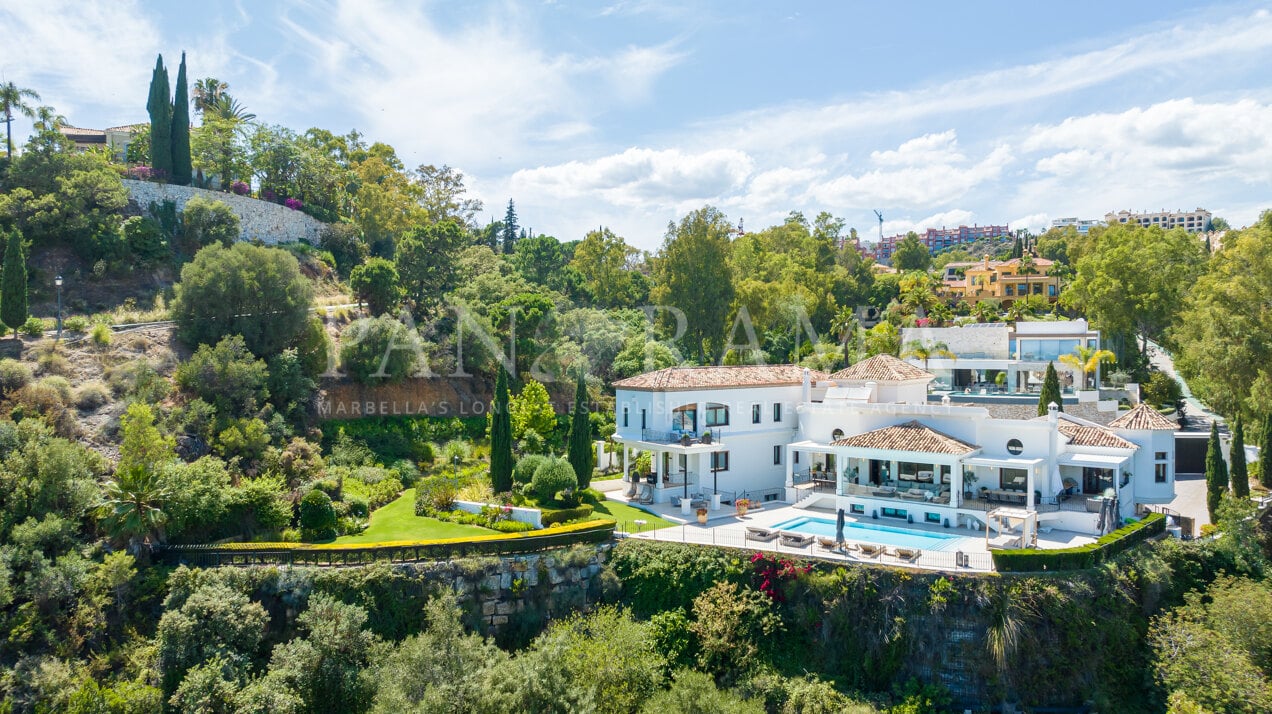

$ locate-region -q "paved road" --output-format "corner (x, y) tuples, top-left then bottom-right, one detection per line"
(1146, 339), (1221, 431)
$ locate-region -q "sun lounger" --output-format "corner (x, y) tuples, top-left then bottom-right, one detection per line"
(779, 532), (815, 548)
(894, 547), (922, 563)
(857, 543), (884, 558)
(817, 536), (839, 550)
(745, 527), (778, 542)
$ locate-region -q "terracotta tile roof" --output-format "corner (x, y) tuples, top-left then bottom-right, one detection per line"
(831, 420), (979, 455)
(829, 354), (933, 382)
(612, 365), (827, 391)
(1058, 423), (1133, 449)
(985, 402), (1117, 425)
(1108, 403), (1179, 430)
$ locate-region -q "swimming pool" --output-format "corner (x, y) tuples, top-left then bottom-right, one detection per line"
(770, 517), (963, 551)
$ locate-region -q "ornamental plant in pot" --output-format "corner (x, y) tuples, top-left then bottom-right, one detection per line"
(696, 507), (709, 524)
(735, 498), (750, 516)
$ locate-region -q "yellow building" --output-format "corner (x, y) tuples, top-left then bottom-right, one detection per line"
(939, 256), (1059, 304)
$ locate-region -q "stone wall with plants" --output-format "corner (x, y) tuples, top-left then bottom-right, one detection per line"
(122, 179), (327, 244)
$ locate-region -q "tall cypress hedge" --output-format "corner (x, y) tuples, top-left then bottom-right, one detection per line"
(170, 52), (192, 185)
(146, 55), (172, 179)
(1038, 361), (1063, 416)
(489, 364), (513, 494)
(1261, 416), (1272, 490)
(0, 229), (27, 337)
(568, 373), (594, 489)
(1230, 413), (1249, 499)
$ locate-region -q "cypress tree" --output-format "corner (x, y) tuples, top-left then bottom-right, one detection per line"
(1012, 236), (1023, 259)
(170, 52), (192, 185)
(1037, 361), (1063, 416)
(489, 363), (513, 494)
(1205, 420), (1228, 521)
(567, 373), (594, 489)
(1231, 413), (1249, 499)
(1261, 415), (1272, 490)
(0, 229), (28, 338)
(146, 55), (172, 179)
(502, 199), (518, 254)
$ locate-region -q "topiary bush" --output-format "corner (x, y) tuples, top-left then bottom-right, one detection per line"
(541, 504), (594, 525)
(514, 454), (548, 486)
(299, 489), (337, 541)
(531, 457), (578, 504)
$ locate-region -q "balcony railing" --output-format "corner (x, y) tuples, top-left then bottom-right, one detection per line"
(639, 428), (724, 445)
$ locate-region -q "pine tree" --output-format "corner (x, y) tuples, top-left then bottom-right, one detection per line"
(146, 55), (173, 179)
(1037, 361), (1063, 416)
(1261, 415), (1272, 490)
(567, 373), (594, 490)
(1012, 235), (1023, 259)
(501, 199), (518, 254)
(1230, 413), (1249, 499)
(1205, 420), (1229, 521)
(489, 363), (513, 494)
(170, 52), (192, 186)
(0, 229), (28, 338)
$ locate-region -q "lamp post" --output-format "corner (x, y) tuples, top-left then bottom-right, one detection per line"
(54, 275), (63, 342)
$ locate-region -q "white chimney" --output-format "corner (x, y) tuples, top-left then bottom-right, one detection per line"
(1048, 402), (1059, 423)
(801, 368), (811, 403)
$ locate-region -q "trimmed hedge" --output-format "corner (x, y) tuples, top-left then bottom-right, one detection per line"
(541, 504), (594, 526)
(161, 519), (614, 566)
(992, 512), (1166, 572)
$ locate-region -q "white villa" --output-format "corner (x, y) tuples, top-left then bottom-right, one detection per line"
(899, 319), (1102, 395)
(613, 355), (1178, 546)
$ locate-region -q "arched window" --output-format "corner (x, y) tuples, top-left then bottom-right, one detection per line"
(672, 405), (697, 432)
(831, 428), (845, 442)
(704, 403), (729, 427)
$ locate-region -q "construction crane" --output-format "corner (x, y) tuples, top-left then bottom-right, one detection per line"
(873, 210), (884, 242)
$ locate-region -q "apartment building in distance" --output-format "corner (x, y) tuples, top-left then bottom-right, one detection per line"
(938, 256), (1060, 304)
(1104, 208), (1212, 233)
(877, 223), (1011, 262)
(1049, 217), (1104, 235)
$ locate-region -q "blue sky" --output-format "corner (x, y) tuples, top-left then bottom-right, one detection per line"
(3, 1), (1271, 249)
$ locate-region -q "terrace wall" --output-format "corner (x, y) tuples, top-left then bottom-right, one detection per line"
(123, 179), (327, 244)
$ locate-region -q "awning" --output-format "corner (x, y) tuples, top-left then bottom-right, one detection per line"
(962, 456), (1045, 468)
(1059, 453), (1129, 468)
(787, 440), (829, 450)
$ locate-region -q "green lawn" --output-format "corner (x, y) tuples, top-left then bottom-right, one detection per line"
(589, 496), (676, 532)
(334, 489), (495, 544)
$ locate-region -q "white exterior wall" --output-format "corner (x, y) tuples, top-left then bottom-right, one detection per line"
(1120, 429), (1176, 504)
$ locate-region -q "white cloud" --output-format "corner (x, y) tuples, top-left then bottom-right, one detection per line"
(512, 146), (754, 207)
(810, 139), (1013, 207)
(870, 130), (964, 167)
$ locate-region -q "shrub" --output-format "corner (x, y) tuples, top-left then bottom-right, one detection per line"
(73, 380), (112, 411)
(63, 315), (89, 333)
(0, 358), (32, 395)
(339, 315), (420, 383)
(105, 359), (170, 402)
(691, 581), (784, 684)
(349, 257), (403, 316)
(531, 457), (578, 503)
(541, 504), (595, 526)
(181, 196), (240, 248)
(35, 375), (73, 403)
(415, 475), (458, 515)
(491, 520), (535, 533)
(346, 496), (370, 519)
(34, 344), (71, 376)
(122, 215), (168, 262)
(299, 489), (337, 541)
(230, 180), (250, 195)
(90, 321), (112, 346)
(19, 316), (45, 337)
(514, 454), (548, 485)
(174, 335), (269, 418)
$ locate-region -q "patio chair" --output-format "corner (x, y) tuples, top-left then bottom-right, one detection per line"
(894, 548), (922, 563)
(670, 495), (683, 508)
(857, 543), (884, 558)
(778, 532), (815, 549)
(817, 536), (838, 551)
(745, 527), (778, 542)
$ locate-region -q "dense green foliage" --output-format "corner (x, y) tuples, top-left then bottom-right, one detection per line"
(991, 512), (1165, 571)
(173, 242), (313, 357)
(147, 55), (173, 179)
(181, 196), (240, 248)
(1232, 413), (1250, 498)
(339, 315), (420, 384)
(489, 364), (513, 494)
(1037, 361), (1061, 416)
(348, 257), (402, 316)
(1206, 421), (1229, 521)
(568, 374), (593, 489)
(171, 52), (193, 186)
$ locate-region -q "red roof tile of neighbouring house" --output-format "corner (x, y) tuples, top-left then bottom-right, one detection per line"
(1108, 403), (1179, 430)
(831, 420), (978, 455)
(829, 354), (933, 382)
(612, 365), (827, 391)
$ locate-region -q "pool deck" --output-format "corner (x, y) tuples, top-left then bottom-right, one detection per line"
(609, 492), (1096, 573)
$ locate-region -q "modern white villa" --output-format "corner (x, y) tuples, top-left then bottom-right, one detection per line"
(899, 319), (1102, 395)
(613, 355), (1178, 547)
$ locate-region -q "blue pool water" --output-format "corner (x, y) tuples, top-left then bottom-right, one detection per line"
(770, 517), (962, 551)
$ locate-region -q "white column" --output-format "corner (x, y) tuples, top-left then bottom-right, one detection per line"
(836, 454), (847, 496)
(622, 446), (630, 482)
(951, 460), (963, 507)
(1026, 464), (1037, 510)
(784, 447), (794, 487)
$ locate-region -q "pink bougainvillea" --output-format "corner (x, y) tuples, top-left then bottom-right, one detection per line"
(284, 197), (303, 210)
(230, 181), (250, 195)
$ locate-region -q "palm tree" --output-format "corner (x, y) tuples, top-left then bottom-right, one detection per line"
(830, 306), (858, 368)
(100, 466), (169, 555)
(192, 77), (228, 115)
(208, 95), (256, 123)
(0, 81), (40, 159)
(1059, 345), (1117, 390)
(1018, 253), (1037, 301)
(901, 339), (955, 371)
(972, 300), (1000, 323)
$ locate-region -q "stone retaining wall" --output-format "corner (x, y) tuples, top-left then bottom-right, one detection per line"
(123, 179), (328, 244)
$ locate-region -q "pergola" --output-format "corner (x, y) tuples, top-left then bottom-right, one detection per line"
(985, 507), (1037, 550)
